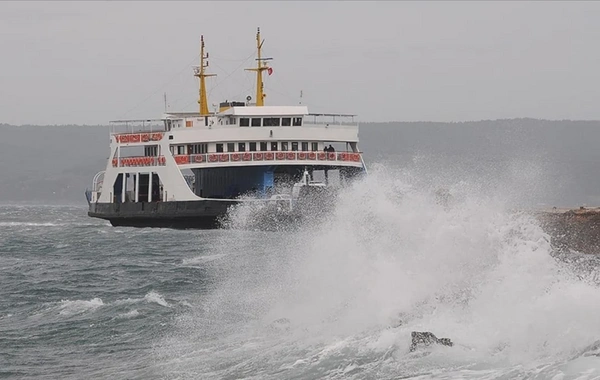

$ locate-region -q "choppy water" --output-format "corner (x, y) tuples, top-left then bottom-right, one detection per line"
(2, 168), (600, 379)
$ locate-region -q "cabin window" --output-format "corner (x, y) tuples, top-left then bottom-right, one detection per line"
(251, 118), (261, 127)
(263, 117), (280, 127)
(260, 142), (268, 151)
(240, 118), (250, 127)
(292, 117), (302, 126)
(302, 142), (309, 151)
(281, 117), (291, 126)
(177, 145), (185, 155)
(291, 142), (298, 151)
(270, 142), (278, 151)
(229, 117), (236, 125)
(145, 146), (158, 156)
(216, 143), (223, 153)
(227, 143), (235, 152)
(170, 146), (175, 155)
(249, 142), (257, 151)
(281, 142), (288, 151)
(188, 143), (207, 154)
(238, 142), (246, 152)
(311, 142), (318, 151)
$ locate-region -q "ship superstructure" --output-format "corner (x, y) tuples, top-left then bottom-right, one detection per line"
(86, 28), (366, 228)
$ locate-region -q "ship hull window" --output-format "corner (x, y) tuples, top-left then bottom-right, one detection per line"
(291, 142), (298, 151)
(302, 142), (309, 151)
(249, 142), (257, 151)
(251, 118), (261, 127)
(281, 142), (288, 151)
(260, 142), (268, 151)
(282, 117), (291, 126)
(240, 118), (250, 127)
(270, 142), (278, 151)
(216, 143), (224, 153)
(292, 117), (302, 126)
(238, 143), (246, 152)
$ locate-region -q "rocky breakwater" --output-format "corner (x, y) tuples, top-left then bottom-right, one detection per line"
(536, 207), (600, 254)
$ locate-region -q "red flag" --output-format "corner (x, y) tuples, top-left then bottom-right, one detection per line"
(267, 67), (273, 76)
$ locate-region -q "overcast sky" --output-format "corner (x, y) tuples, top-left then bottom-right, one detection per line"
(2, 1), (600, 125)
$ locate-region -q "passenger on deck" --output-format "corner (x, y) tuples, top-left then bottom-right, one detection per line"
(328, 144), (335, 152)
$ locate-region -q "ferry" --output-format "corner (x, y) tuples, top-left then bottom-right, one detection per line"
(86, 28), (367, 228)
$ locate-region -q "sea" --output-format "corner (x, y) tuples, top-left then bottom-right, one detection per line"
(3, 166), (600, 379)
(2, 120), (600, 379)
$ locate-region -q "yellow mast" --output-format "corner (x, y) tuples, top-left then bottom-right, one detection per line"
(245, 27), (272, 106)
(194, 35), (216, 115)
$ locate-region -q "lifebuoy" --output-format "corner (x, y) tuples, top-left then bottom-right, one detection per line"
(353, 153), (360, 162)
(208, 154), (218, 162)
(219, 154), (229, 162)
(308, 152), (316, 160)
(130, 134), (141, 143)
(287, 152), (296, 160)
(276, 152), (285, 160)
(328, 152), (336, 160)
(141, 134), (150, 142)
(194, 155), (204, 163)
(253, 152), (264, 160)
(242, 153), (252, 161)
(318, 152), (326, 160)
(265, 152), (274, 160)
(298, 152), (307, 160)
(112, 158), (118, 167)
(340, 153), (348, 161)
(232, 153), (241, 161)
(120, 135), (129, 143)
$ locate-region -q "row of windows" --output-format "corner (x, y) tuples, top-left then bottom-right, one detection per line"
(216, 141), (320, 153)
(239, 117), (303, 127)
(171, 143), (208, 155)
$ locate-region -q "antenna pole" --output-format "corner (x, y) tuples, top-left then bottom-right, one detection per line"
(194, 35), (216, 115)
(245, 27), (272, 107)
(164, 92), (167, 111)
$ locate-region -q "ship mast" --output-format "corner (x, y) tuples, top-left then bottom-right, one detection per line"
(194, 35), (216, 116)
(245, 27), (272, 107)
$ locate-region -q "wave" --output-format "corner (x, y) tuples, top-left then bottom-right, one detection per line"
(58, 297), (104, 316)
(0, 221), (67, 227)
(156, 164), (600, 379)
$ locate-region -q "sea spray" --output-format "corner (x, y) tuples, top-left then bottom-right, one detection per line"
(156, 165), (600, 379)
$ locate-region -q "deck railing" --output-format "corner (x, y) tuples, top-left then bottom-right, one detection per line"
(112, 152), (362, 168)
(112, 156), (167, 167)
(112, 132), (165, 144)
(174, 151), (362, 164)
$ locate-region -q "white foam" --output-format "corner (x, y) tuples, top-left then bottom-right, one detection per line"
(182, 254), (228, 266)
(157, 164), (600, 378)
(0, 221), (64, 227)
(144, 291), (170, 307)
(116, 309), (140, 319)
(58, 297), (104, 316)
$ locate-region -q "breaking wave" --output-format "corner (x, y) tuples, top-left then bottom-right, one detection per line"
(156, 164), (600, 379)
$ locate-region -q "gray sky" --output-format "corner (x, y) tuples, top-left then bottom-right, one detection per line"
(2, 1), (600, 125)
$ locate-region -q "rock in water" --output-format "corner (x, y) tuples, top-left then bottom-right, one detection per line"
(410, 331), (453, 352)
